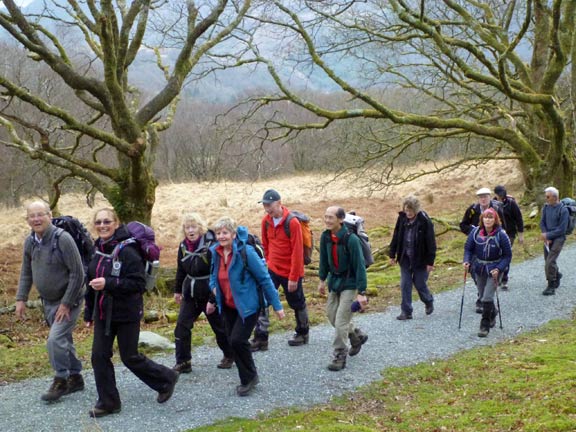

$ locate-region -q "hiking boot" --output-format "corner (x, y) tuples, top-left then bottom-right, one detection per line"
(396, 312), (413, 320)
(542, 285), (556, 296)
(249, 338), (268, 352)
(348, 330), (368, 357)
(173, 360), (192, 374)
(327, 349), (347, 371)
(67, 374), (85, 394)
(89, 406), (121, 418)
(500, 283), (509, 291)
(287, 333), (309, 346)
(478, 327), (489, 337)
(157, 371), (179, 404)
(236, 375), (259, 397)
(217, 357), (235, 369)
(425, 302), (434, 315)
(554, 273), (563, 289)
(41, 377), (68, 402)
(475, 300), (483, 314)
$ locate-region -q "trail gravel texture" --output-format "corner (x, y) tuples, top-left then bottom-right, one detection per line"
(1, 245), (575, 432)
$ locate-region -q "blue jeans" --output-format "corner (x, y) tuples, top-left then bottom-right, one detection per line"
(43, 299), (82, 379)
(399, 264), (433, 315)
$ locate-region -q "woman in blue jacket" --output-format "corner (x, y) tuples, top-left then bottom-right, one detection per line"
(209, 217), (284, 396)
(463, 208), (512, 337)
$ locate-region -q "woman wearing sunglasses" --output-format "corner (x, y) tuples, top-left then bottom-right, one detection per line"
(84, 208), (178, 418)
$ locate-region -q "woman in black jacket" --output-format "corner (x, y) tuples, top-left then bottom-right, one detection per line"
(388, 195), (437, 320)
(172, 212), (234, 373)
(84, 208), (178, 418)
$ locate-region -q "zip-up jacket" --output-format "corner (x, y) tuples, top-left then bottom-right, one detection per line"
(209, 226), (283, 320)
(463, 226), (512, 276)
(497, 196), (524, 239)
(460, 200), (504, 235)
(84, 224), (145, 323)
(16, 223), (85, 307)
(261, 206), (304, 281)
(174, 230), (215, 296)
(318, 225), (367, 293)
(388, 210), (436, 268)
(540, 202), (569, 241)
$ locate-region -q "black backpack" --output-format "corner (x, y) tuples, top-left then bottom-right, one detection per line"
(51, 216), (94, 270)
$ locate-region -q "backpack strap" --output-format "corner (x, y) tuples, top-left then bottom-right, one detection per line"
(50, 228), (65, 264)
(283, 212), (294, 238)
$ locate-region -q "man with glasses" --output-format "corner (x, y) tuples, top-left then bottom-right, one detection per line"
(540, 187), (569, 295)
(15, 201), (86, 402)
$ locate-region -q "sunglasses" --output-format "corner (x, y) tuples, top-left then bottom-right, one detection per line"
(94, 219), (113, 226)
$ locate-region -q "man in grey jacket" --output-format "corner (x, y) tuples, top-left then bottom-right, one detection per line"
(15, 201), (86, 402)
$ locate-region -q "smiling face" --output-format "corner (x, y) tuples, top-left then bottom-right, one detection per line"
(26, 202), (52, 238)
(477, 194), (491, 207)
(215, 227), (235, 249)
(93, 209), (119, 241)
(482, 212), (495, 231)
(324, 206), (343, 233)
(263, 200), (283, 219)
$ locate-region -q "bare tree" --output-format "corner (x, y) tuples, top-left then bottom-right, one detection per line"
(0, 0), (250, 223)
(239, 0), (576, 199)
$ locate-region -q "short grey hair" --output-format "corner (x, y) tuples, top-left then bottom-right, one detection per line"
(403, 195), (421, 214)
(544, 186), (559, 198)
(213, 216), (237, 234)
(181, 212), (207, 235)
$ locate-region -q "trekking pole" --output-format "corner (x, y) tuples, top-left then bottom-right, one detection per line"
(493, 272), (503, 330)
(458, 270), (467, 330)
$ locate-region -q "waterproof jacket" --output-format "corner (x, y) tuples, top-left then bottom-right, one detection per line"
(209, 226), (283, 320)
(497, 196), (524, 239)
(318, 225), (367, 293)
(463, 226), (512, 276)
(540, 202), (569, 241)
(16, 223), (85, 307)
(84, 224), (146, 323)
(388, 210), (436, 268)
(174, 230), (215, 297)
(460, 200), (504, 235)
(261, 206), (304, 281)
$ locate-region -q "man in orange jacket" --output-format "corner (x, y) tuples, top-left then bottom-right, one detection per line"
(250, 189), (310, 351)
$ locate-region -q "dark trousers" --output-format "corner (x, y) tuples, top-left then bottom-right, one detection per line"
(175, 288), (233, 363)
(254, 270), (308, 338)
(501, 236), (515, 284)
(221, 306), (259, 385)
(91, 316), (174, 409)
(399, 260), (434, 314)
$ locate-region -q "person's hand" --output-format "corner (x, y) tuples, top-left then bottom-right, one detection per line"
(540, 232), (547, 241)
(287, 280), (298, 293)
(426, 265), (434, 273)
(389, 258), (397, 266)
(174, 293), (182, 305)
(275, 309), (285, 320)
(85, 321), (93, 328)
(490, 268), (499, 283)
(318, 280), (326, 296)
(15, 300), (26, 320)
(55, 304), (71, 323)
(89, 277), (106, 291)
(518, 233), (524, 244)
(206, 302), (216, 315)
(357, 294), (368, 311)
(463, 262), (470, 270)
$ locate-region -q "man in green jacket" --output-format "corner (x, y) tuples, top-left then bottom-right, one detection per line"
(318, 206), (368, 371)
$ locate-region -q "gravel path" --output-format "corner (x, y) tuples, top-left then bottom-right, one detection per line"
(2, 245), (576, 432)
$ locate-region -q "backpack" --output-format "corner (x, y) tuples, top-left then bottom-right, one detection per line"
(560, 198), (576, 235)
(51, 216), (94, 271)
(266, 210), (314, 265)
(101, 221), (161, 292)
(238, 229), (266, 310)
(343, 212), (374, 268)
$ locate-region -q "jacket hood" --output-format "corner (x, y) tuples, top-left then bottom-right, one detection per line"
(236, 225), (249, 243)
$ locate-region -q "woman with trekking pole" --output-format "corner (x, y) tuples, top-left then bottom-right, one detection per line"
(463, 208), (512, 337)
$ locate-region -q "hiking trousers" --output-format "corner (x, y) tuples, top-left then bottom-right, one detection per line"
(91, 316), (175, 409)
(544, 237), (565, 284)
(399, 263), (434, 315)
(476, 272), (498, 303)
(221, 306), (259, 385)
(326, 289), (356, 351)
(43, 299), (83, 379)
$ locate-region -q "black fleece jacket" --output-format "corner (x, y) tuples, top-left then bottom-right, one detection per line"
(388, 211), (437, 268)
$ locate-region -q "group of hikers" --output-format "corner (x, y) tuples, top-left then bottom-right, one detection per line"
(13, 184), (571, 418)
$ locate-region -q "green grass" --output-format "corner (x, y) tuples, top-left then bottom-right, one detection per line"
(190, 318), (576, 432)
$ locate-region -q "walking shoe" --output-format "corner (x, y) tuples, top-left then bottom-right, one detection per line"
(542, 286), (556, 296)
(554, 273), (563, 289)
(217, 357), (235, 369)
(478, 327), (489, 338)
(287, 333), (309, 346)
(475, 300), (483, 314)
(500, 283), (509, 291)
(348, 332), (368, 357)
(41, 377), (68, 402)
(396, 312), (413, 320)
(89, 406), (121, 418)
(157, 371), (179, 403)
(249, 338), (268, 352)
(327, 350), (347, 371)
(236, 375), (259, 396)
(425, 302), (434, 315)
(67, 374), (85, 394)
(173, 360), (192, 374)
